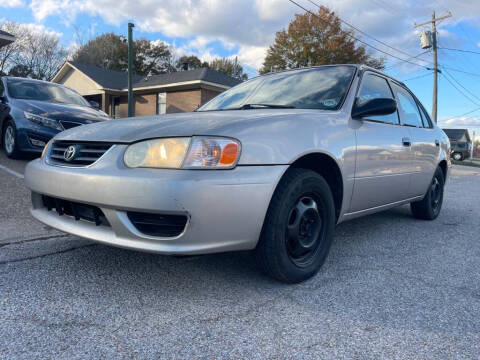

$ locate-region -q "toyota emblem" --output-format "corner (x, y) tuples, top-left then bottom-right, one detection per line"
(64, 145), (77, 162)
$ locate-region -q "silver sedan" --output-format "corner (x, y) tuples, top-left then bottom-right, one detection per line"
(25, 65), (450, 283)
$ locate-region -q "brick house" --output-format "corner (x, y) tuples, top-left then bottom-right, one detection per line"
(51, 61), (241, 118)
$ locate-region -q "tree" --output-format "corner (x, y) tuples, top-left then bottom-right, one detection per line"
(71, 33), (175, 76)
(259, 6), (385, 74)
(208, 57), (248, 80)
(0, 21), (67, 80)
(175, 55), (208, 70)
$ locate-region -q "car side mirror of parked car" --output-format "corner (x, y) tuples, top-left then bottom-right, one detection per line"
(351, 97), (397, 119)
(0, 95), (7, 104)
(89, 100), (100, 109)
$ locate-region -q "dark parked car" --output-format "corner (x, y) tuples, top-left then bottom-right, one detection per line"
(0, 77), (110, 158)
(442, 128), (472, 161)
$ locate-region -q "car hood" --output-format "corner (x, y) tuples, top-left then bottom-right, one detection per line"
(54, 109), (332, 143)
(13, 99), (110, 123)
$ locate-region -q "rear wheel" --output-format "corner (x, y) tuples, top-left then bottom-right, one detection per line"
(410, 166), (445, 220)
(2, 120), (20, 158)
(255, 168), (336, 283)
(452, 152), (463, 161)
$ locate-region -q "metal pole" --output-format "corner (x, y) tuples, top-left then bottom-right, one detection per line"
(127, 22), (134, 118)
(432, 12), (438, 124)
(472, 131), (475, 160)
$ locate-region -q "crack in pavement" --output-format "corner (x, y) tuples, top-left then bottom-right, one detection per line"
(0, 243), (98, 266)
(0, 234), (71, 248)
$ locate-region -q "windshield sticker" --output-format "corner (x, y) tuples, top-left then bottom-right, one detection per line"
(322, 99), (338, 107)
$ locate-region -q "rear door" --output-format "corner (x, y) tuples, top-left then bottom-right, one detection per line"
(390, 82), (439, 197)
(350, 72), (415, 213)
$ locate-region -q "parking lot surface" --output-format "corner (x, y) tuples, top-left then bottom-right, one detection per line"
(1, 154), (479, 359)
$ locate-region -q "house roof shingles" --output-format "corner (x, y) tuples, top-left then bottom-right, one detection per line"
(68, 61), (242, 91)
(134, 68), (242, 88)
(69, 61), (142, 90)
(0, 29), (15, 47)
(443, 128), (472, 142)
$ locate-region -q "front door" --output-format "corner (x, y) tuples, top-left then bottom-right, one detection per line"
(350, 72), (416, 213)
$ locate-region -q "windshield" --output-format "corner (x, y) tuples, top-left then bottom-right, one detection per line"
(198, 65), (356, 112)
(6, 79), (90, 107)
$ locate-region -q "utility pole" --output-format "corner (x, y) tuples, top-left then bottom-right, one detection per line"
(127, 22), (135, 118)
(415, 11), (452, 124)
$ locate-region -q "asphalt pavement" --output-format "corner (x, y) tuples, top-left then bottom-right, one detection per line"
(0, 153), (479, 359)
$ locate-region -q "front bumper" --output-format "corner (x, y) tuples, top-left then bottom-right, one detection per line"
(24, 146), (287, 255)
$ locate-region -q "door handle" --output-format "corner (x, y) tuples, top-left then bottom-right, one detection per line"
(402, 137), (411, 146)
(435, 139), (440, 147)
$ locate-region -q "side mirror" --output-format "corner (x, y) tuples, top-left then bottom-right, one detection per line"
(352, 97), (397, 119)
(0, 95), (7, 104)
(89, 100), (100, 109)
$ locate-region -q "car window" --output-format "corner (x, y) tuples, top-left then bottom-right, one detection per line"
(6, 79), (90, 107)
(0, 79), (4, 97)
(417, 103), (433, 128)
(198, 65), (356, 111)
(357, 73), (399, 124)
(391, 83), (423, 127)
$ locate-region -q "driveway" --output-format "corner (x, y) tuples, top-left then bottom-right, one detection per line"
(1, 154), (479, 359)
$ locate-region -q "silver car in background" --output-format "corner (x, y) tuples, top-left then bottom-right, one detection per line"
(25, 65), (450, 283)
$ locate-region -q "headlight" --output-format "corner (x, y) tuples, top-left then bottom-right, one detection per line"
(24, 112), (63, 131)
(124, 136), (241, 169)
(183, 137), (241, 169)
(41, 139), (53, 159)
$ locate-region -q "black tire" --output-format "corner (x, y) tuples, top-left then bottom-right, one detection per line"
(452, 152), (463, 161)
(410, 167), (445, 220)
(255, 168), (336, 283)
(2, 120), (20, 159)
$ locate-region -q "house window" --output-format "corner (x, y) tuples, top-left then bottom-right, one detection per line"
(157, 93), (166, 114)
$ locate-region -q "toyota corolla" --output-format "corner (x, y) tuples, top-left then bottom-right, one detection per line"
(24, 65), (450, 283)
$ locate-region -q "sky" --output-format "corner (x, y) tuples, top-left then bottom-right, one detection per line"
(1, 0), (480, 140)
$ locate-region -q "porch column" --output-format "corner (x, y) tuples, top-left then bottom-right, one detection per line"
(101, 92), (110, 115)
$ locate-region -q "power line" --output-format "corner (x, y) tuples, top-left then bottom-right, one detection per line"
(385, 50), (431, 70)
(286, 0), (430, 69)
(442, 68), (480, 103)
(443, 107), (480, 122)
(403, 72), (432, 82)
(440, 66), (480, 78)
(440, 72), (480, 107)
(439, 47), (480, 56)
(305, 0), (420, 60)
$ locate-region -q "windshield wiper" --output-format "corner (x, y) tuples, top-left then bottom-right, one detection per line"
(195, 103), (296, 112)
(237, 103), (296, 110)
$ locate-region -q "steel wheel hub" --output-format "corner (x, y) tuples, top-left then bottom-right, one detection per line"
(286, 196), (323, 264)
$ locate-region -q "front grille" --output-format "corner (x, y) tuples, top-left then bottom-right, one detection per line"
(60, 121), (82, 130)
(48, 142), (112, 167)
(127, 211), (188, 237)
(42, 195), (110, 227)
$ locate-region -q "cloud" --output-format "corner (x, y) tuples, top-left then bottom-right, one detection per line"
(24, 0), (480, 71)
(0, 0), (24, 7)
(444, 117), (480, 127)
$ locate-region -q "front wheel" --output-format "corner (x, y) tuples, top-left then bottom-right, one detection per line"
(410, 167), (445, 220)
(255, 168), (336, 283)
(3, 120), (20, 158)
